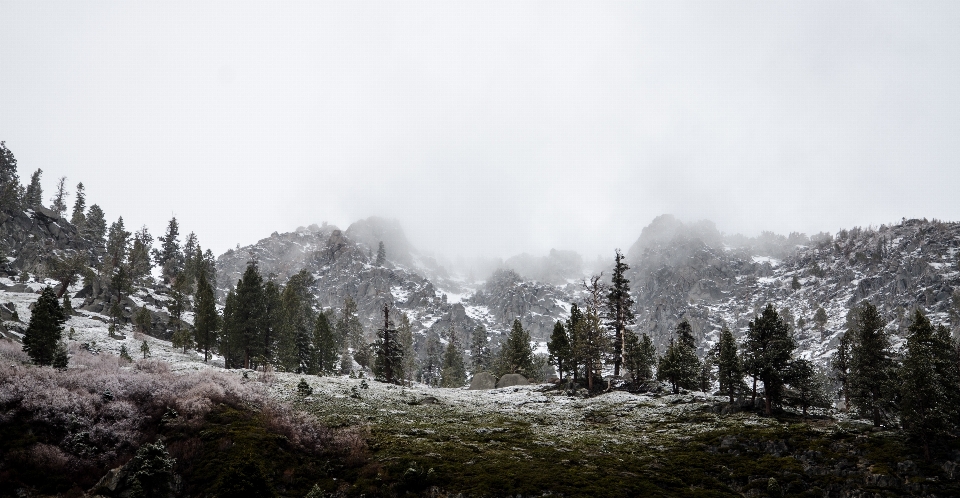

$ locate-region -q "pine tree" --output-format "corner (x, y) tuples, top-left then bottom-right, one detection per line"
(222, 261), (267, 369)
(831, 330), (851, 410)
(422, 332), (443, 386)
(716, 327), (743, 403)
(194, 271), (219, 362)
(469, 324), (491, 373)
(373, 305), (404, 384)
(375, 241), (386, 266)
(153, 217), (184, 284)
(440, 328), (466, 387)
(606, 249), (635, 377)
(134, 306), (152, 334)
(743, 304), (796, 415)
(52, 341), (69, 370)
(140, 340), (151, 359)
(276, 270), (315, 372)
(119, 344), (133, 362)
(814, 307), (828, 330)
(23, 287), (67, 366)
(621, 329), (642, 385)
(566, 304), (585, 383)
(900, 310), (960, 459)
(49, 176), (69, 217)
(783, 359), (830, 418)
(311, 310), (337, 374)
(24, 168), (43, 208)
(169, 277), (192, 353)
(262, 279), (282, 368)
(847, 301), (897, 427)
(398, 313), (416, 385)
(0, 141), (22, 212)
(496, 318), (534, 377)
(657, 321), (700, 394)
(636, 333), (657, 382)
(791, 275), (801, 291)
(337, 298), (365, 355)
(547, 320), (571, 381)
(83, 204), (107, 247)
(578, 275), (610, 390)
(62, 293), (73, 315)
(128, 226), (154, 284)
(180, 232), (200, 290)
(70, 182), (86, 227)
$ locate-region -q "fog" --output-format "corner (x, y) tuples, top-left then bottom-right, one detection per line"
(2, 2), (958, 262)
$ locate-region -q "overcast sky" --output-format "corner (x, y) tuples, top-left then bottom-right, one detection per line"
(2, 1), (958, 260)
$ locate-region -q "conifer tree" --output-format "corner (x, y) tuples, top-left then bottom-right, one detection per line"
(657, 321), (700, 394)
(311, 310), (337, 374)
(900, 311), (960, 459)
(848, 301), (897, 427)
(222, 261), (267, 369)
(469, 324), (491, 373)
(831, 330), (851, 410)
(128, 226), (154, 284)
(24, 168), (43, 208)
(547, 320), (571, 381)
(49, 176), (69, 217)
(153, 217), (183, 284)
(0, 141), (22, 211)
(814, 306), (828, 330)
(23, 287), (67, 366)
(83, 204), (107, 247)
(743, 304), (796, 415)
(70, 182), (86, 227)
(181, 232), (199, 289)
(636, 332), (657, 382)
(791, 275), (801, 291)
(422, 332), (443, 386)
(496, 318), (534, 377)
(579, 275), (610, 390)
(193, 271), (219, 362)
(53, 341), (68, 370)
(621, 329), (643, 384)
(169, 277), (192, 353)
(140, 340), (150, 359)
(566, 303), (585, 382)
(262, 279), (282, 368)
(62, 293), (73, 315)
(134, 306), (152, 334)
(375, 241), (386, 266)
(398, 313), (416, 385)
(373, 305), (404, 384)
(606, 249), (634, 377)
(783, 359), (830, 418)
(716, 327), (743, 403)
(440, 327), (466, 387)
(337, 298), (364, 354)
(276, 270), (315, 372)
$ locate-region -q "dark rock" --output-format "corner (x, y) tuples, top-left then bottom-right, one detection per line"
(468, 372), (497, 390)
(496, 373), (529, 388)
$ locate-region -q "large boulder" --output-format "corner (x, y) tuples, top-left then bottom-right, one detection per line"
(468, 372), (497, 390)
(496, 373), (529, 388)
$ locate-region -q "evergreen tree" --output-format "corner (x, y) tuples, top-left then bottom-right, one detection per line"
(24, 168), (43, 208)
(783, 359), (830, 418)
(847, 301), (897, 427)
(657, 321), (700, 394)
(606, 249), (635, 377)
(716, 327), (743, 403)
(169, 277), (192, 353)
(375, 241), (386, 266)
(181, 232), (200, 290)
(337, 298), (365, 355)
(791, 275), (801, 291)
(70, 182), (86, 227)
(128, 226), (154, 284)
(134, 306), (152, 334)
(496, 318), (534, 377)
(469, 324), (491, 373)
(372, 305), (404, 384)
(579, 275), (610, 390)
(153, 216), (184, 284)
(743, 304), (796, 415)
(398, 313), (416, 385)
(222, 261), (267, 369)
(621, 329), (643, 385)
(831, 330), (851, 410)
(636, 333), (657, 382)
(814, 306), (828, 330)
(193, 271), (219, 363)
(52, 341), (69, 370)
(276, 270), (315, 372)
(440, 328), (466, 387)
(0, 141), (22, 212)
(566, 303), (585, 383)
(22, 287), (67, 366)
(119, 344), (133, 362)
(422, 332), (443, 386)
(49, 176), (69, 217)
(547, 320), (571, 381)
(83, 204), (107, 247)
(262, 279), (282, 368)
(62, 293), (73, 315)
(311, 310), (337, 374)
(140, 339), (151, 359)
(900, 311), (960, 459)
